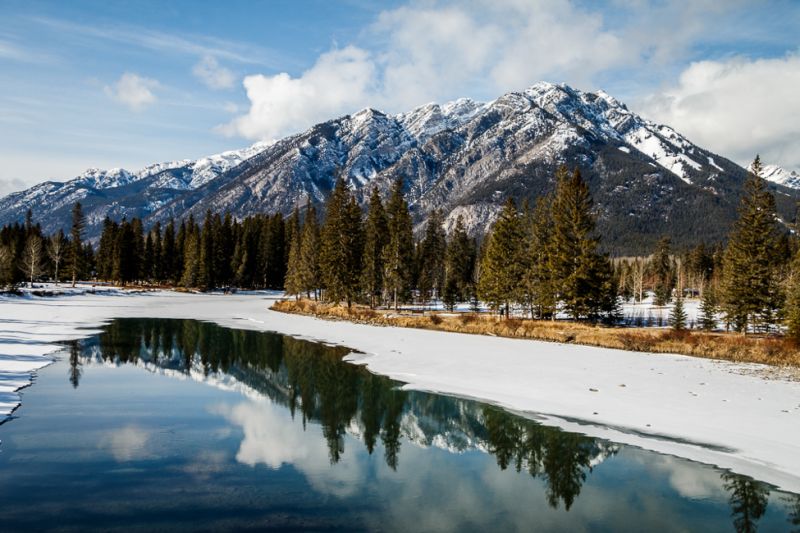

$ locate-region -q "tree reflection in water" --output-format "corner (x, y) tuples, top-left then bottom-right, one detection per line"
(70, 318), (786, 522)
(67, 340), (82, 389)
(722, 472), (769, 533)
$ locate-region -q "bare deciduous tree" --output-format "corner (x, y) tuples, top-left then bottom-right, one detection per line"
(21, 235), (44, 288)
(47, 231), (66, 284)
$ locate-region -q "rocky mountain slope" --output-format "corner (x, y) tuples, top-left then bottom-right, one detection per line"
(2, 83), (797, 254)
(0, 142), (269, 239)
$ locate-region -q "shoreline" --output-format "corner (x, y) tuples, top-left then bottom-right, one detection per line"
(0, 291), (799, 494)
(272, 299), (800, 372)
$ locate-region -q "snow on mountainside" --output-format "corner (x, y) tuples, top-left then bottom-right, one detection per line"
(754, 163), (800, 189)
(75, 141), (271, 191)
(396, 98), (486, 140)
(2, 82), (798, 253)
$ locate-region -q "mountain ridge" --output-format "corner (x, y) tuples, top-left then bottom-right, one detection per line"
(2, 82), (797, 254)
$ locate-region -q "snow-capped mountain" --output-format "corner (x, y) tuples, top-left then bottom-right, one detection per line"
(0, 142), (270, 239)
(754, 163), (800, 190)
(1, 82), (797, 253)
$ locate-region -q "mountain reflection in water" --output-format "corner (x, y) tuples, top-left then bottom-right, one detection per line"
(51, 318), (800, 532)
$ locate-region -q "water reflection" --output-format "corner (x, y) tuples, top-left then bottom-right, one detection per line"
(789, 494), (800, 532)
(67, 318), (787, 529)
(68, 340), (81, 389)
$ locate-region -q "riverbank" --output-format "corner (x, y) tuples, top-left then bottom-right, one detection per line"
(272, 299), (800, 369)
(1, 291), (799, 494)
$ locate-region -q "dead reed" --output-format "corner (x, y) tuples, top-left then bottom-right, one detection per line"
(271, 299), (800, 368)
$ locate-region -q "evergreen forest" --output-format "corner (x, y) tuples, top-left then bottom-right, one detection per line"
(3, 158), (800, 337)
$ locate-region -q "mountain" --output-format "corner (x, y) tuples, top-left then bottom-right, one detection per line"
(0, 142), (270, 239)
(755, 163), (800, 189)
(2, 82), (797, 254)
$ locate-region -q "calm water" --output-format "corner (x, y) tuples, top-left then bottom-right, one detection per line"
(0, 319), (798, 532)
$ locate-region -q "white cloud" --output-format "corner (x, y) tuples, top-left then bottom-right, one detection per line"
(637, 53), (800, 171)
(33, 16), (283, 67)
(221, 46), (375, 140)
(0, 39), (52, 63)
(0, 177), (28, 196)
(105, 72), (159, 111)
(213, 398), (367, 498)
(193, 55), (236, 90)
(100, 425), (152, 462)
(221, 0), (666, 141)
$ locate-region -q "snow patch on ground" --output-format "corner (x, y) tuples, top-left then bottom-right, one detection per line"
(0, 292), (799, 493)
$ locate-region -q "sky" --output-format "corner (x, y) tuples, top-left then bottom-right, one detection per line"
(0, 0), (798, 195)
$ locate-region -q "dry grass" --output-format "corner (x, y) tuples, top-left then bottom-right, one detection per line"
(272, 299), (800, 369)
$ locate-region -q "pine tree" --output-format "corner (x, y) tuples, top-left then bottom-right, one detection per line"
(114, 220), (137, 285)
(150, 222), (162, 282)
(320, 178), (363, 306)
(215, 214), (233, 287)
(82, 242), (95, 279)
(161, 219), (177, 284)
(97, 217), (117, 280)
(143, 232), (154, 282)
(284, 207), (304, 298)
(131, 218), (145, 282)
(24, 208), (33, 234)
(669, 295), (687, 330)
(721, 156), (783, 333)
(69, 202), (85, 287)
(260, 214), (286, 289)
(181, 218), (200, 288)
(549, 167), (612, 320)
(0, 245), (13, 289)
(652, 236), (675, 306)
(784, 250), (800, 342)
(478, 198), (525, 317)
(443, 215), (476, 311)
(346, 195), (364, 299)
(382, 179), (414, 310)
(198, 211), (215, 291)
(522, 195), (556, 319)
(417, 209), (447, 306)
(361, 188), (389, 308)
(298, 205), (321, 299)
(699, 287), (719, 331)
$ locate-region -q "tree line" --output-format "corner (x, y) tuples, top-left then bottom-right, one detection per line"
(6, 157), (800, 337)
(0, 203), (90, 288)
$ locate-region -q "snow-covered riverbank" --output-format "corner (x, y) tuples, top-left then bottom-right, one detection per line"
(1, 291), (799, 493)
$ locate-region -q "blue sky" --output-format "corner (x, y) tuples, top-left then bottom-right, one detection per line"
(1, 0), (798, 194)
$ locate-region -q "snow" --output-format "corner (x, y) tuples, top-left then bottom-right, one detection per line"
(623, 126), (701, 183)
(52, 142), (271, 194)
(618, 146), (631, 153)
(395, 99), (486, 141)
(1, 291), (799, 492)
(757, 163), (800, 189)
(708, 156), (724, 172)
(621, 295), (702, 326)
